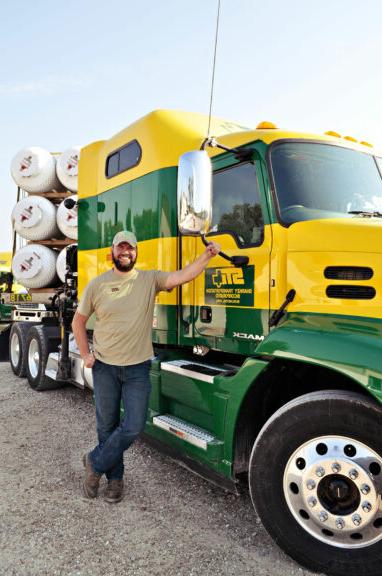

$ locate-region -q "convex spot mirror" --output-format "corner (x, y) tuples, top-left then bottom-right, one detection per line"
(177, 151), (212, 236)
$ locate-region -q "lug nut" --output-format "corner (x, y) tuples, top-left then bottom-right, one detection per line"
(361, 484), (370, 495)
(316, 466), (325, 478)
(349, 469), (359, 480)
(352, 514), (362, 526)
(306, 479), (316, 491)
(319, 511), (328, 522)
(308, 497), (317, 508)
(336, 518), (345, 530)
(332, 462), (341, 473)
(362, 502), (372, 513)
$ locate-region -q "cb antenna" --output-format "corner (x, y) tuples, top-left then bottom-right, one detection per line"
(207, 0), (221, 139)
(202, 0), (249, 268)
(202, 3), (252, 163)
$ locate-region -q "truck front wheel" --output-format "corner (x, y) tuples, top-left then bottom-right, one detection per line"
(26, 325), (63, 391)
(249, 390), (382, 576)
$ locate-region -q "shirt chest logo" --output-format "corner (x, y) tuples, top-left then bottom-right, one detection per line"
(111, 287), (120, 293)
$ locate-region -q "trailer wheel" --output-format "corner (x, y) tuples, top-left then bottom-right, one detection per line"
(249, 390), (382, 576)
(26, 325), (63, 391)
(9, 322), (31, 377)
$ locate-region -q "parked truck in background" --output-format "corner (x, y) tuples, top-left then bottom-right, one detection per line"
(4, 109), (382, 576)
(0, 251), (29, 357)
(0, 252), (27, 321)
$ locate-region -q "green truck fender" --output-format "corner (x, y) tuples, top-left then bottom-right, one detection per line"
(214, 312), (382, 476)
(255, 312), (382, 402)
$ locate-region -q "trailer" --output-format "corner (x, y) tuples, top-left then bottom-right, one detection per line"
(6, 110), (382, 576)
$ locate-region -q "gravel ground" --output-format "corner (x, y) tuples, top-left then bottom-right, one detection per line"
(0, 362), (322, 576)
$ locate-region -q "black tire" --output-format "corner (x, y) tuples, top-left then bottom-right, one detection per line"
(25, 325), (63, 391)
(249, 390), (382, 576)
(9, 322), (32, 377)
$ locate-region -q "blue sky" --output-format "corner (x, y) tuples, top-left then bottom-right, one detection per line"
(1, 0), (382, 249)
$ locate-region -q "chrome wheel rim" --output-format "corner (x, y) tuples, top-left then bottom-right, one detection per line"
(284, 435), (382, 548)
(28, 338), (40, 379)
(10, 333), (20, 367)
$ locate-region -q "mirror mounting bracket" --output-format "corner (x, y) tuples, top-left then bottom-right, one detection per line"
(200, 137), (254, 162)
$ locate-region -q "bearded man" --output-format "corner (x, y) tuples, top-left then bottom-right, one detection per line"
(72, 230), (220, 503)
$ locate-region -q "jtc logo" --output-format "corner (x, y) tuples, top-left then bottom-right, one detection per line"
(212, 268), (245, 289)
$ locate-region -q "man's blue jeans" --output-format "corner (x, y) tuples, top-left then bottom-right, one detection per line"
(89, 358), (152, 480)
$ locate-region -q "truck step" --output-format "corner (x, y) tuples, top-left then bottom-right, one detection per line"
(152, 415), (216, 450)
(160, 359), (236, 383)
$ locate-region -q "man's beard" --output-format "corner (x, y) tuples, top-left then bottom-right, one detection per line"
(112, 252), (136, 272)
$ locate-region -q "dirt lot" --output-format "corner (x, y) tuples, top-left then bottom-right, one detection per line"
(0, 361), (321, 576)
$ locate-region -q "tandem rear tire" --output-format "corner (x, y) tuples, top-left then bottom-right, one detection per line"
(9, 322), (31, 377)
(26, 325), (64, 391)
(249, 390), (382, 576)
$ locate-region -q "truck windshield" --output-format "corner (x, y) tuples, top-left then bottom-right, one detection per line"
(270, 142), (382, 224)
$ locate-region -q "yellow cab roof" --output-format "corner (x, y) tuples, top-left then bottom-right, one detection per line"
(78, 109), (377, 200)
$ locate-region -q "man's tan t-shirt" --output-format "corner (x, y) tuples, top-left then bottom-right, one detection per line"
(77, 268), (170, 366)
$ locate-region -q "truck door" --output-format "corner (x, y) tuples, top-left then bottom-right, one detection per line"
(155, 155), (272, 449)
(181, 157), (272, 355)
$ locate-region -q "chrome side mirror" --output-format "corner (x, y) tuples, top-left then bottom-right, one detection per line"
(177, 150), (249, 268)
(177, 151), (212, 236)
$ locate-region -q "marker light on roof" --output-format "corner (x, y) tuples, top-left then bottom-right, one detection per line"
(360, 141), (373, 148)
(325, 131), (341, 138)
(256, 121), (277, 129)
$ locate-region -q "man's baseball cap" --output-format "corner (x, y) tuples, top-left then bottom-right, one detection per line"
(112, 230), (137, 247)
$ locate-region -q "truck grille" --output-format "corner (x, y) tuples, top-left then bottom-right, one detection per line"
(324, 266), (373, 280)
(326, 285), (376, 299)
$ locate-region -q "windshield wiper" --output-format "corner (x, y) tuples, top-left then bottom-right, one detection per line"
(348, 210), (382, 218)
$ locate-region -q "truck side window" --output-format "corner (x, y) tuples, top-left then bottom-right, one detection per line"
(106, 140), (142, 178)
(211, 162), (264, 246)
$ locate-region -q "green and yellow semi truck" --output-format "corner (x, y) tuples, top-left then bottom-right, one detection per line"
(8, 110), (382, 575)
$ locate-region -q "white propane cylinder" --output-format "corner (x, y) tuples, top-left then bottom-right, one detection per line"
(11, 196), (61, 241)
(56, 244), (77, 283)
(10, 147), (61, 193)
(56, 146), (80, 192)
(12, 245), (58, 289)
(56, 196), (78, 239)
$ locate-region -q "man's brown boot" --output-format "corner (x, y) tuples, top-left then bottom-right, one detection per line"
(104, 479), (124, 504)
(82, 453), (101, 498)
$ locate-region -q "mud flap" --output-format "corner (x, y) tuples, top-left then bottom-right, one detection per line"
(0, 324), (11, 361)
